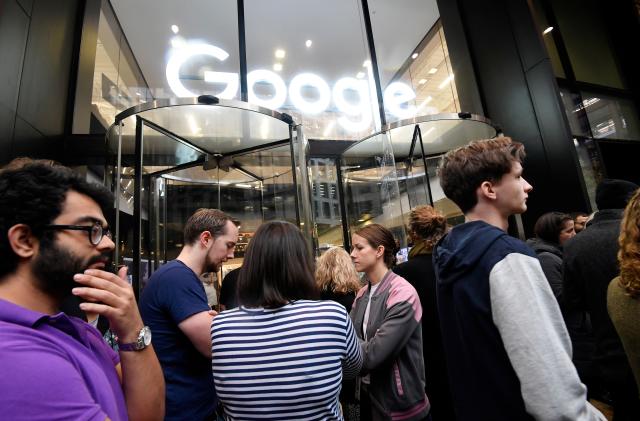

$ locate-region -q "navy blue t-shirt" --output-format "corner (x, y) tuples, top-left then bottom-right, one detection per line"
(139, 260), (215, 421)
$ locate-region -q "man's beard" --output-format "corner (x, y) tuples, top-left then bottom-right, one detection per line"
(32, 238), (111, 302)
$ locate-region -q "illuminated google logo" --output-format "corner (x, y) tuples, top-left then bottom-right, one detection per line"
(166, 42), (418, 132)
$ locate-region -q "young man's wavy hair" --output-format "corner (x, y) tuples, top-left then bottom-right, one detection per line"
(438, 137), (526, 214)
(315, 247), (362, 294)
(0, 159), (113, 278)
(617, 188), (640, 298)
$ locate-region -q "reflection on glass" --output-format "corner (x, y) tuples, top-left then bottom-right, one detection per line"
(559, 89), (592, 137)
(370, 3), (460, 124)
(580, 92), (640, 141)
(550, 0), (624, 88)
(529, 0), (566, 78)
(310, 158), (344, 251)
(91, 4), (150, 134)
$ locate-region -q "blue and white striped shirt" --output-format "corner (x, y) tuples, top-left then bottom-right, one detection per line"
(211, 300), (363, 420)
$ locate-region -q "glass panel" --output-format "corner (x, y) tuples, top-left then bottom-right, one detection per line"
(559, 89), (592, 137)
(426, 155), (464, 225)
(369, 0), (459, 123)
(573, 138), (601, 211)
(342, 132), (408, 248)
(580, 92), (640, 141)
(550, 0), (625, 88)
(120, 105), (291, 155)
(91, 5), (150, 134)
(529, 0), (566, 78)
(310, 158), (344, 251)
(245, 0), (379, 140)
(110, 0), (240, 100)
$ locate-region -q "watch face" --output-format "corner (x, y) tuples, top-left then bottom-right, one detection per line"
(142, 327), (152, 346)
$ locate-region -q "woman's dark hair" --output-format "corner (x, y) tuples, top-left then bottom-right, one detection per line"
(354, 223), (398, 268)
(534, 212), (572, 244)
(237, 221), (318, 308)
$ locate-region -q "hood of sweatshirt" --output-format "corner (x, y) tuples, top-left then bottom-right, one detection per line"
(433, 220), (507, 287)
(525, 237), (562, 258)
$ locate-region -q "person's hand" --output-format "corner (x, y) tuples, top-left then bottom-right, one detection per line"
(208, 309), (218, 317)
(72, 266), (144, 344)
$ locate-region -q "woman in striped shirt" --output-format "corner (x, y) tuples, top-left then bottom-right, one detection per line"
(211, 221), (363, 420)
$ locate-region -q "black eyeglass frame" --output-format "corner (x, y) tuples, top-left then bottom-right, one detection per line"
(43, 223), (112, 246)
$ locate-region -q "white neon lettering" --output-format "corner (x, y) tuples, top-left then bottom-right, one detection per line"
(289, 73), (331, 115)
(247, 69), (287, 109)
(333, 77), (372, 132)
(166, 42), (419, 130)
(384, 82), (417, 120)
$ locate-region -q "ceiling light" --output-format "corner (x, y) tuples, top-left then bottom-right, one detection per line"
(438, 74), (455, 90)
(170, 36), (185, 48)
(543, 26), (553, 35)
(363, 60), (371, 68)
(411, 53), (419, 59)
(305, 40), (312, 48)
(136, 92), (141, 96)
(273, 63), (283, 71)
(275, 49), (286, 59)
(428, 68), (438, 74)
(171, 25), (179, 34)
(418, 79), (427, 85)
(356, 72), (365, 79)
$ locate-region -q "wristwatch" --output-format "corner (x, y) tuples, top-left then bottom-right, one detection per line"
(118, 326), (152, 351)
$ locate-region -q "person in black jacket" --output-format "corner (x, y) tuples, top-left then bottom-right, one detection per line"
(394, 205), (455, 421)
(564, 178), (640, 420)
(526, 211), (575, 301)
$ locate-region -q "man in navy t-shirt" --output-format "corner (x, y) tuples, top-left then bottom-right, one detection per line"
(140, 209), (239, 420)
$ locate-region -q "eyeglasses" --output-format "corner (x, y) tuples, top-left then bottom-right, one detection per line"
(43, 223), (112, 246)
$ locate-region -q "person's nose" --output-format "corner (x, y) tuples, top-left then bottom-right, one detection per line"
(98, 234), (115, 252)
(523, 177), (533, 193)
(227, 249), (235, 260)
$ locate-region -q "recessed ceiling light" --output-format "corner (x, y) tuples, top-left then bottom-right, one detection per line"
(275, 49), (286, 59)
(428, 68), (438, 74)
(171, 25), (179, 34)
(418, 79), (427, 85)
(305, 40), (312, 48)
(363, 60), (371, 67)
(411, 53), (419, 59)
(356, 72), (365, 79)
(136, 92), (141, 96)
(542, 26), (553, 35)
(273, 63), (283, 71)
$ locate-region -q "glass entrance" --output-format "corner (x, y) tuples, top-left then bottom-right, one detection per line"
(106, 98), (310, 295)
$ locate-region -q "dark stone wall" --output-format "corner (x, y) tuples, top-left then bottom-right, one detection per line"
(437, 0), (590, 235)
(0, 0), (80, 165)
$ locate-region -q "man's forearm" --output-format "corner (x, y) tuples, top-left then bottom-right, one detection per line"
(120, 345), (165, 421)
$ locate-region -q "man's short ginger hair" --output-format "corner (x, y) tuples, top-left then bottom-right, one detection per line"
(438, 137), (526, 213)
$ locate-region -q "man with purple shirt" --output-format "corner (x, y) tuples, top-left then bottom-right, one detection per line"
(0, 160), (164, 420)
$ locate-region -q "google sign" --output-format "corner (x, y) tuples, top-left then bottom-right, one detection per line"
(166, 42), (419, 132)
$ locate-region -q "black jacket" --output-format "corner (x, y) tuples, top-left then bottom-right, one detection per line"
(526, 238), (564, 301)
(394, 254), (455, 421)
(563, 210), (637, 390)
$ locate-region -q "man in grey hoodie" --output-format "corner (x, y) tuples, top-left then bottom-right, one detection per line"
(432, 137), (604, 420)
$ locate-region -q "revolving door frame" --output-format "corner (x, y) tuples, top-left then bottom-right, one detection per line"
(110, 98), (314, 295)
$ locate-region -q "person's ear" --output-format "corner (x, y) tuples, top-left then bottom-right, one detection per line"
(376, 245), (385, 259)
(200, 231), (213, 248)
(478, 181), (497, 201)
(7, 224), (39, 259)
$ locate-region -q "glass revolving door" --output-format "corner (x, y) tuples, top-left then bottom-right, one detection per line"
(106, 98), (310, 295)
(340, 113), (498, 252)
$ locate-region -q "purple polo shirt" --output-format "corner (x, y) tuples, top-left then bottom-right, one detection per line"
(0, 298), (128, 421)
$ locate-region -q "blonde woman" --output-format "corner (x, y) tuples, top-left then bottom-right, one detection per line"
(316, 247), (363, 421)
(316, 247), (362, 312)
(608, 188), (640, 393)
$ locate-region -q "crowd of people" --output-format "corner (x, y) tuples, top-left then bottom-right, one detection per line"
(1, 136), (639, 420)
